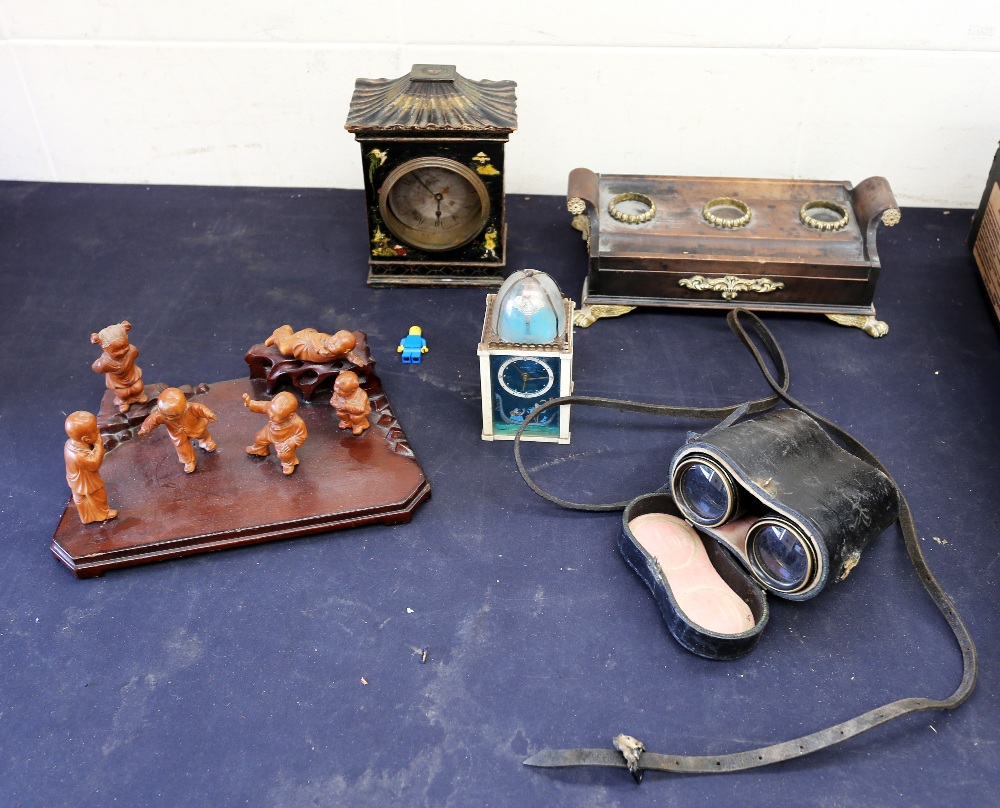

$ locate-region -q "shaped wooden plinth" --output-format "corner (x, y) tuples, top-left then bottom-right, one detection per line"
(51, 376), (430, 578)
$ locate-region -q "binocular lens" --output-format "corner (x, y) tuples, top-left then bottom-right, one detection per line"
(674, 458), (737, 527)
(748, 518), (815, 593)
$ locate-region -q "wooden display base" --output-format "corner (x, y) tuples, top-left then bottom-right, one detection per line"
(52, 376), (431, 578)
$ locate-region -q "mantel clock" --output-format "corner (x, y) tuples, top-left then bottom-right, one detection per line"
(478, 270), (574, 444)
(345, 64), (517, 286)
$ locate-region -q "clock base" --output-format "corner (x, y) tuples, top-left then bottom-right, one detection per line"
(480, 431), (571, 445)
(367, 225), (508, 287)
(367, 263), (505, 287)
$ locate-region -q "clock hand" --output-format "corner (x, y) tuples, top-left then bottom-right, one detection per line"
(413, 171), (448, 227)
(509, 366), (529, 393)
(413, 172), (437, 197)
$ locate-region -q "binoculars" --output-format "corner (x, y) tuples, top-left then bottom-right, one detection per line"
(622, 408), (900, 658)
(669, 408), (900, 600)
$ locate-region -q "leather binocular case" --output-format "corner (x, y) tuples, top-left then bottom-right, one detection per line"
(621, 408), (900, 660)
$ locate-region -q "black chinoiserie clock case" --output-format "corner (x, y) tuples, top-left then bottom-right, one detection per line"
(345, 64), (518, 287)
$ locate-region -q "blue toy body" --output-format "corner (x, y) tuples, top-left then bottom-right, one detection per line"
(398, 327), (429, 364)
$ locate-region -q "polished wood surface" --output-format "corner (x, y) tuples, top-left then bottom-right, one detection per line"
(52, 375), (430, 577)
(570, 168), (899, 316)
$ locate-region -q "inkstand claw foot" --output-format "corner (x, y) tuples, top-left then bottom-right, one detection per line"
(826, 312), (889, 338)
(573, 303), (636, 328)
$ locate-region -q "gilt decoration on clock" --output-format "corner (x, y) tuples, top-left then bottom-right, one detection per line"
(345, 64), (517, 286)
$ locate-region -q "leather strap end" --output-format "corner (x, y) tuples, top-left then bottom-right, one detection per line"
(524, 748), (627, 769)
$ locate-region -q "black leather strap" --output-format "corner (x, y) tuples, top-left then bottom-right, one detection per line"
(513, 311), (790, 511)
(517, 309), (978, 779)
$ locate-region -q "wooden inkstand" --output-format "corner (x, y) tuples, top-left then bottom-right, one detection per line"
(567, 168), (901, 337)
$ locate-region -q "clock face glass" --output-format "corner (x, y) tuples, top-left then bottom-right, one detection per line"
(379, 157), (491, 252)
(497, 357), (554, 398)
(489, 355), (561, 438)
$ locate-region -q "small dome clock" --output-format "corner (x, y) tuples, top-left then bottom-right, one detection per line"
(478, 270), (575, 444)
(346, 64), (517, 287)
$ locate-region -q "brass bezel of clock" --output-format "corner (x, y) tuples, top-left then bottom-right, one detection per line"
(378, 156), (491, 252)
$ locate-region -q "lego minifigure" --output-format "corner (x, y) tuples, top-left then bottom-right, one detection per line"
(397, 326), (429, 364)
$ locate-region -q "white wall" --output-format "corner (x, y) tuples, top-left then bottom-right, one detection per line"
(1, 2), (999, 207)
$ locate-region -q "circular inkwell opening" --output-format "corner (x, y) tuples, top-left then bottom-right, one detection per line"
(703, 197), (752, 230)
(747, 516), (817, 594)
(608, 192), (656, 225)
(799, 200), (849, 232)
(672, 456), (741, 528)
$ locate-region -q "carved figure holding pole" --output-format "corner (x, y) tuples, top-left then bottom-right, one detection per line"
(243, 391), (308, 475)
(330, 371), (371, 435)
(138, 387), (218, 473)
(91, 321), (146, 413)
(64, 411), (118, 525)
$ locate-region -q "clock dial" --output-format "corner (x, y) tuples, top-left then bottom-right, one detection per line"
(379, 157), (491, 252)
(497, 357), (555, 399)
(389, 167), (478, 233)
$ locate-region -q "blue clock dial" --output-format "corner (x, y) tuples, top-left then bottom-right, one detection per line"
(497, 357), (554, 398)
(489, 355), (561, 437)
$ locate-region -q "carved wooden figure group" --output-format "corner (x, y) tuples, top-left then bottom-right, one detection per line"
(68, 322), (373, 524)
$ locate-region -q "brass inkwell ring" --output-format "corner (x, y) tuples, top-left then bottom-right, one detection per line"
(800, 200), (850, 232)
(608, 192), (656, 225)
(703, 197), (752, 229)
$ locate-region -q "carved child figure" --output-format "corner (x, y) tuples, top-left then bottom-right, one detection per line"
(329, 371), (371, 436)
(91, 321), (146, 413)
(138, 387), (218, 473)
(243, 391), (308, 475)
(64, 411), (118, 524)
(264, 325), (362, 366)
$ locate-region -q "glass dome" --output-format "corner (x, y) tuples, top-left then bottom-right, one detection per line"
(491, 269), (565, 343)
